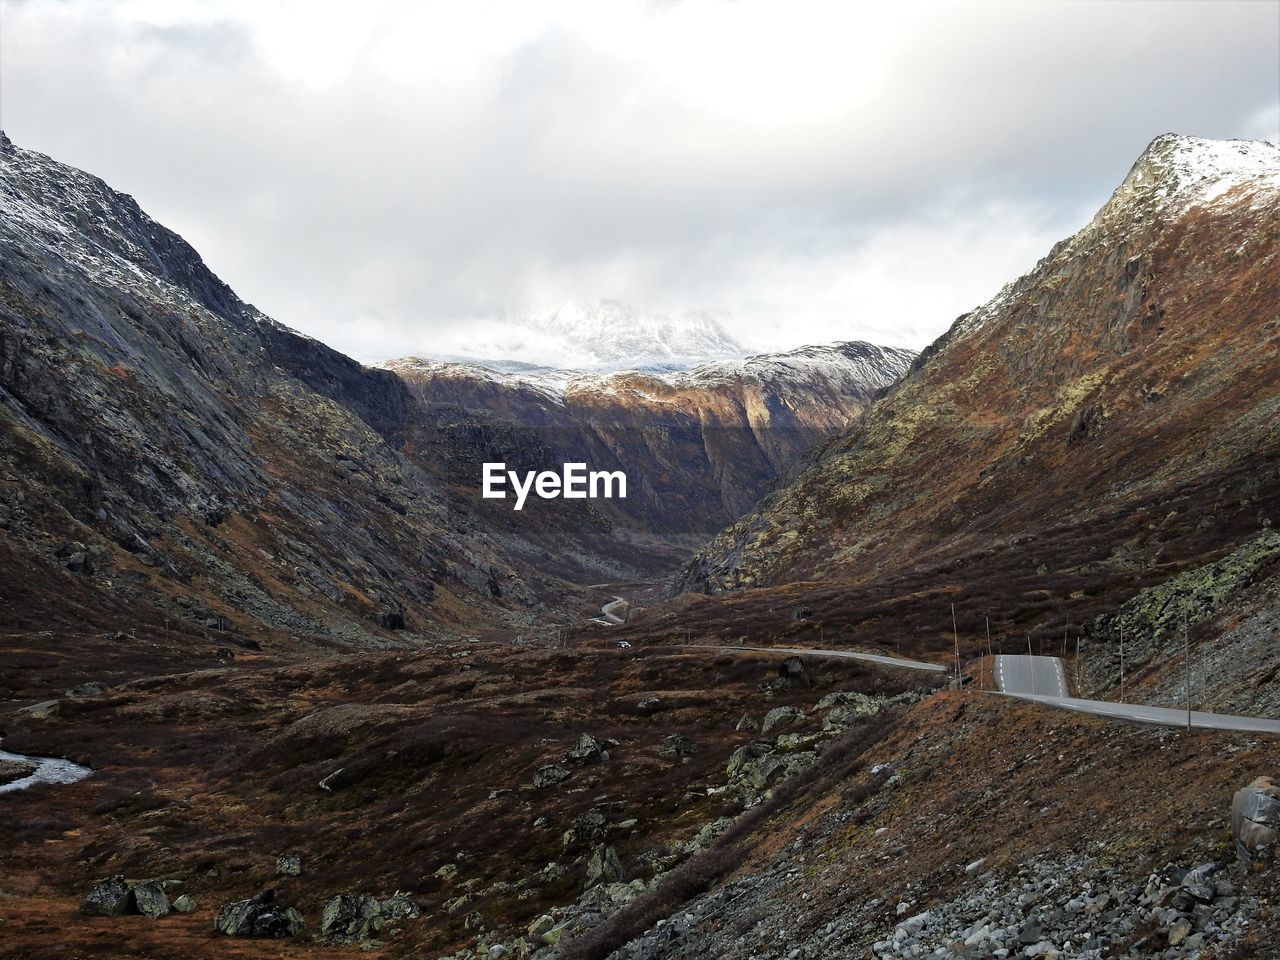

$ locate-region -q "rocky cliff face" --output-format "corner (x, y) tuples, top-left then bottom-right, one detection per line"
(683, 135), (1280, 596)
(0, 131), (557, 650)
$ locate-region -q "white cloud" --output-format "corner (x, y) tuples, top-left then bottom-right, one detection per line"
(1, 0), (1276, 361)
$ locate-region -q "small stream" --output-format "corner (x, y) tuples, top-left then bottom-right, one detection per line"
(0, 739), (92, 794)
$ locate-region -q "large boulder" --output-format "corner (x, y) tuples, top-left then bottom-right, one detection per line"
(761, 705), (804, 734)
(585, 845), (625, 889)
(213, 890), (304, 938)
(1232, 776), (1280, 862)
(380, 892), (421, 921)
(132, 881), (171, 918)
(726, 740), (775, 780)
(533, 763), (571, 788)
(80, 876), (134, 917)
(320, 893), (384, 943)
(777, 656), (812, 689)
(565, 733), (604, 766)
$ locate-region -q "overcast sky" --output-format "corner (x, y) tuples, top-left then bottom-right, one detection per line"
(1, 0), (1277, 362)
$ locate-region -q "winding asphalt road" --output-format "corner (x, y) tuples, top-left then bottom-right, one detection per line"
(993, 654), (1069, 699)
(682, 646), (1280, 735)
(993, 654), (1280, 735)
(590, 597), (628, 626)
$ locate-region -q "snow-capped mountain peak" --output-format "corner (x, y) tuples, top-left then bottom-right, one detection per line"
(433, 300), (746, 371)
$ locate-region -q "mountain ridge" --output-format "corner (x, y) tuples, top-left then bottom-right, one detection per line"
(682, 132), (1280, 596)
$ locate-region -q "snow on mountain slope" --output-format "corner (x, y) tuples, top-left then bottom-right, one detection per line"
(434, 299), (747, 371)
(957, 134), (1280, 339)
(386, 341), (915, 408)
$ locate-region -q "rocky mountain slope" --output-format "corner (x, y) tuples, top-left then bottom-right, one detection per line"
(386, 341), (914, 578)
(0, 129), (563, 665)
(684, 135), (1280, 601)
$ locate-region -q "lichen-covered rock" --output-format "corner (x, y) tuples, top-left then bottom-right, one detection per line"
(131, 880), (170, 918)
(533, 763), (571, 788)
(320, 893), (384, 942)
(380, 891), (420, 921)
(761, 705), (805, 734)
(275, 854), (303, 876)
(172, 894), (197, 914)
(585, 845), (625, 889)
(727, 740), (775, 780)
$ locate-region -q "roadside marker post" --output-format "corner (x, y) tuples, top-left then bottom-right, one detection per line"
(952, 603), (961, 691)
(1184, 611), (1192, 732)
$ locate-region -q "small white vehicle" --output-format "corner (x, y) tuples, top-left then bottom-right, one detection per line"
(616, 641), (632, 650)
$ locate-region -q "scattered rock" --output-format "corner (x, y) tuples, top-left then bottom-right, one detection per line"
(320, 893), (384, 943)
(564, 808), (608, 849)
(636, 696), (665, 716)
(172, 894), (197, 914)
(81, 876), (134, 917)
(1232, 776), (1280, 862)
(132, 881), (170, 919)
(566, 733), (604, 766)
(658, 734), (698, 759)
(276, 854), (303, 877)
(18, 699), (59, 720)
(534, 763), (571, 788)
(380, 892), (420, 920)
(585, 845), (625, 889)
(777, 656), (812, 689)
(726, 740), (775, 780)
(213, 890), (304, 938)
(761, 705), (804, 734)
(444, 893), (474, 914)
(434, 863), (458, 882)
(65, 681), (107, 697)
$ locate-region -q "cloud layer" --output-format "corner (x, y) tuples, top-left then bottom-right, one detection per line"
(2, 0), (1277, 361)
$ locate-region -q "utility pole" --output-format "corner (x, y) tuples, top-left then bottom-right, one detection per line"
(1075, 635), (1081, 694)
(1119, 623), (1125, 704)
(1184, 611), (1192, 732)
(985, 616), (992, 692)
